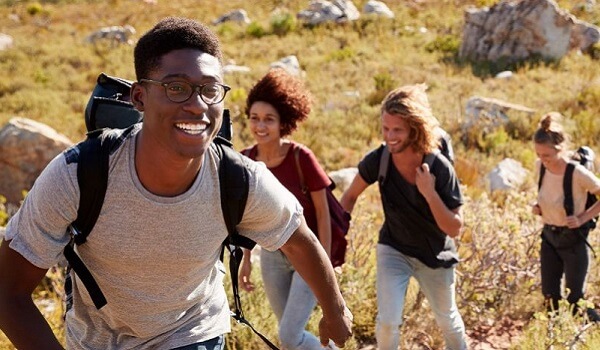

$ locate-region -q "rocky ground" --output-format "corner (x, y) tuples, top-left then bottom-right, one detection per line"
(357, 316), (526, 349)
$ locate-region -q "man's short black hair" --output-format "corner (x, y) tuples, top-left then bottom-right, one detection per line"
(134, 17), (223, 79)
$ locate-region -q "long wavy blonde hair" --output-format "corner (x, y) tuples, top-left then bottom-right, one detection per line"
(380, 83), (439, 154)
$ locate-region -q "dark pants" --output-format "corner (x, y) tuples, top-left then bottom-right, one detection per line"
(171, 335), (224, 350)
(541, 225), (590, 310)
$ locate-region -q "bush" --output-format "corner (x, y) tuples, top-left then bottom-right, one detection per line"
(246, 22), (267, 38)
(425, 34), (461, 55)
(367, 72), (396, 106)
(26, 2), (44, 15)
(270, 12), (296, 37)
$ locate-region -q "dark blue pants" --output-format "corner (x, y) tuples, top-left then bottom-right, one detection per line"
(171, 335), (224, 350)
(541, 225), (589, 310)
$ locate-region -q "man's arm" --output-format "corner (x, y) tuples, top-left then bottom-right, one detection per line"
(0, 239), (64, 350)
(415, 163), (463, 237)
(339, 174), (369, 214)
(310, 188), (331, 256)
(279, 220), (352, 347)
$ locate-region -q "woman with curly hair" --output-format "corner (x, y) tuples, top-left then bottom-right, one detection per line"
(239, 68), (336, 349)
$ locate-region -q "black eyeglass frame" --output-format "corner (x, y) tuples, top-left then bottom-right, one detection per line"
(138, 78), (231, 105)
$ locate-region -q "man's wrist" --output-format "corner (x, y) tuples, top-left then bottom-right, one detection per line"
(323, 301), (351, 321)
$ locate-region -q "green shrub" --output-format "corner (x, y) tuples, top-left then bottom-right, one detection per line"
(425, 34), (461, 55)
(26, 2), (44, 15)
(270, 12), (296, 37)
(326, 47), (355, 62)
(246, 22), (267, 38)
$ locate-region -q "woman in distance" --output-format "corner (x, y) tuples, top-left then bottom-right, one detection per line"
(532, 111), (600, 321)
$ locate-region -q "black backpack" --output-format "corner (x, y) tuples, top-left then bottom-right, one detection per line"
(435, 126), (455, 165)
(63, 73), (278, 349)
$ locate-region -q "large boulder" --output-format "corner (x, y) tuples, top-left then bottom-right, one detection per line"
(459, 0), (600, 63)
(0, 118), (73, 205)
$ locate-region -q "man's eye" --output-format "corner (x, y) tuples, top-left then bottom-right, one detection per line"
(167, 83), (189, 93)
(203, 85), (220, 97)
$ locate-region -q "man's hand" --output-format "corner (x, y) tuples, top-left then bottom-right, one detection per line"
(415, 163), (436, 199)
(319, 305), (353, 348)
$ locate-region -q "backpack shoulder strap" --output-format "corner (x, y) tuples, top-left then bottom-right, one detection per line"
(538, 164), (546, 191)
(70, 126), (137, 243)
(379, 147), (439, 185)
(378, 144), (390, 185)
(423, 150), (440, 170)
(563, 162), (576, 216)
(213, 140), (254, 249)
(64, 127), (135, 310)
(293, 145), (308, 195)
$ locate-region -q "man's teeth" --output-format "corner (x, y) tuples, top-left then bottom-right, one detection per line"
(176, 123), (207, 135)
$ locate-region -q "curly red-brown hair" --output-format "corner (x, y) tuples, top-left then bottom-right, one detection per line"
(245, 68), (312, 137)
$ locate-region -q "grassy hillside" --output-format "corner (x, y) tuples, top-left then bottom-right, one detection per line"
(1, 0), (600, 349)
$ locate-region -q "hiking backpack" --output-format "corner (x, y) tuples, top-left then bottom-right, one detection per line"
(435, 126), (455, 165)
(538, 146), (598, 230)
(63, 73), (278, 349)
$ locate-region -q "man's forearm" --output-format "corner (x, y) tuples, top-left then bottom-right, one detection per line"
(0, 297), (64, 350)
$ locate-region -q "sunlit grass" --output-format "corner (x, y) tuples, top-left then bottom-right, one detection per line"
(2, 0), (600, 348)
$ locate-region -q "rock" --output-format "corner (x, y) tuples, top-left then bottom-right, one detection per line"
(0, 33), (14, 51)
(212, 9), (251, 25)
(459, 0), (600, 63)
(270, 55), (304, 76)
(0, 118), (73, 205)
(488, 158), (528, 191)
(494, 71), (514, 79)
(329, 167), (358, 192)
(363, 0), (395, 18)
(297, 0), (360, 26)
(464, 96), (535, 127)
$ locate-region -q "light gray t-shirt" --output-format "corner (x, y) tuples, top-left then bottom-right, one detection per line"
(6, 127), (302, 349)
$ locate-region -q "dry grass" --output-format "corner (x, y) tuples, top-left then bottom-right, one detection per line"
(2, 0), (600, 348)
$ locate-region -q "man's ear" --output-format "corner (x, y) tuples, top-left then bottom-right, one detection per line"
(130, 82), (145, 111)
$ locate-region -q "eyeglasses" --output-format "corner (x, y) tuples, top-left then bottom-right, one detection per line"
(139, 79), (230, 105)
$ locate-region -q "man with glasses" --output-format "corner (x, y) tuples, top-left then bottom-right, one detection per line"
(0, 17), (352, 350)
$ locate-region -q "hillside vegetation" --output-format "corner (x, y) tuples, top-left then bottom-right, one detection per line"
(1, 0), (600, 349)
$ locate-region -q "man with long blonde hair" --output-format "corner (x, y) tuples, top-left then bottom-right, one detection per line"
(341, 84), (467, 349)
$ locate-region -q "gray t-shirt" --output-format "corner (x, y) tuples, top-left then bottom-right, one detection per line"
(6, 127), (302, 349)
